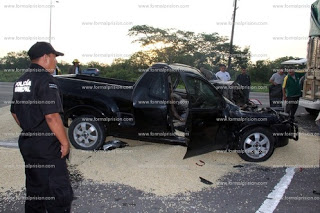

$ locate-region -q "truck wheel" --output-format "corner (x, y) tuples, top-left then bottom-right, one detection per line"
(68, 115), (106, 150)
(305, 108), (319, 116)
(238, 127), (275, 162)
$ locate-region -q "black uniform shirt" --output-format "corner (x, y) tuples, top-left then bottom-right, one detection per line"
(10, 63), (63, 160)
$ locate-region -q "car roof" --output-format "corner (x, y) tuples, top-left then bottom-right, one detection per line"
(151, 63), (202, 76)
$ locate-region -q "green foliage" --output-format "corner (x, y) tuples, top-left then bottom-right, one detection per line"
(56, 60), (71, 74)
(247, 56), (296, 83)
(128, 25), (250, 71)
(101, 68), (141, 82)
(250, 82), (269, 93)
(0, 25), (300, 85)
(0, 51), (30, 69)
(248, 60), (272, 83)
(0, 70), (24, 82)
(0, 51), (30, 82)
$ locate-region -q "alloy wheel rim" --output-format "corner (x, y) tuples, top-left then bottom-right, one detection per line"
(73, 122), (98, 148)
(243, 132), (270, 159)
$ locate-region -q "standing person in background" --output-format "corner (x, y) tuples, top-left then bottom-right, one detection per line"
(235, 66), (251, 104)
(282, 69), (302, 120)
(215, 64), (231, 81)
(269, 69), (285, 107)
(270, 69), (285, 86)
(68, 59), (81, 74)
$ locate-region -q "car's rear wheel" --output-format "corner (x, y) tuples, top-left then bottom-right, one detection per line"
(238, 127), (275, 162)
(68, 115), (106, 150)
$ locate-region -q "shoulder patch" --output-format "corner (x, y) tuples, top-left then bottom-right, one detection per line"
(14, 79), (32, 92)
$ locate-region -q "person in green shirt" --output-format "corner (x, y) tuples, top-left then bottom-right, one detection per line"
(282, 69), (302, 120)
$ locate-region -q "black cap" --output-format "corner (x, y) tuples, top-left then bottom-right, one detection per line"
(27, 41), (64, 60)
(219, 64), (226, 67)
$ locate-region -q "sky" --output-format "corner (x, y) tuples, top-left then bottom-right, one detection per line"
(0, 0), (315, 65)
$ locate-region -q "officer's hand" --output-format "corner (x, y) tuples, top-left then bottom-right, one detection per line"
(61, 143), (70, 158)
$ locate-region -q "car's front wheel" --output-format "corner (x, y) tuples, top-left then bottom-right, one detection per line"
(238, 127), (275, 162)
(68, 115), (106, 150)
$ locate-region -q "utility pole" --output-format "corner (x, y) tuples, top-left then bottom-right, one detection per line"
(227, 0), (238, 71)
(49, 0), (52, 43)
(49, 1), (59, 43)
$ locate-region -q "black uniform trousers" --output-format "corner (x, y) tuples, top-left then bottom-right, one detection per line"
(19, 137), (73, 213)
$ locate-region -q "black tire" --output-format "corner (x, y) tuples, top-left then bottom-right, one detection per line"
(238, 127), (275, 162)
(68, 115), (106, 150)
(276, 137), (289, 147)
(305, 108), (319, 116)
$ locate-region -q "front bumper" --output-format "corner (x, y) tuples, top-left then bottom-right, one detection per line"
(273, 121), (299, 141)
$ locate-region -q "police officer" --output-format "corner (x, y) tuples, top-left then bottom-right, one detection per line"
(10, 42), (73, 212)
(235, 66), (251, 104)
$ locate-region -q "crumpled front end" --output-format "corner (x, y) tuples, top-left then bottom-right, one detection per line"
(273, 111), (299, 142)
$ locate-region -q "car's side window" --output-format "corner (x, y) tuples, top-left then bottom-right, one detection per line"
(185, 77), (222, 108)
(149, 74), (167, 100)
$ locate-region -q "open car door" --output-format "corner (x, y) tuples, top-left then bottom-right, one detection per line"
(132, 71), (172, 136)
(181, 75), (228, 158)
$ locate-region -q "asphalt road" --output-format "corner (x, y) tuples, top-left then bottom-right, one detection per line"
(0, 82), (13, 108)
(1, 164), (319, 213)
(0, 83), (319, 213)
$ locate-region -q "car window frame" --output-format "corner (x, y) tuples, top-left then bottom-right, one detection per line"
(183, 75), (225, 110)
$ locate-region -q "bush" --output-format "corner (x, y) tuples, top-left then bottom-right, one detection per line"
(0, 70), (24, 82)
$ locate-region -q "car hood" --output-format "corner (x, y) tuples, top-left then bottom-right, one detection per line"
(209, 80), (234, 86)
(224, 101), (280, 123)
